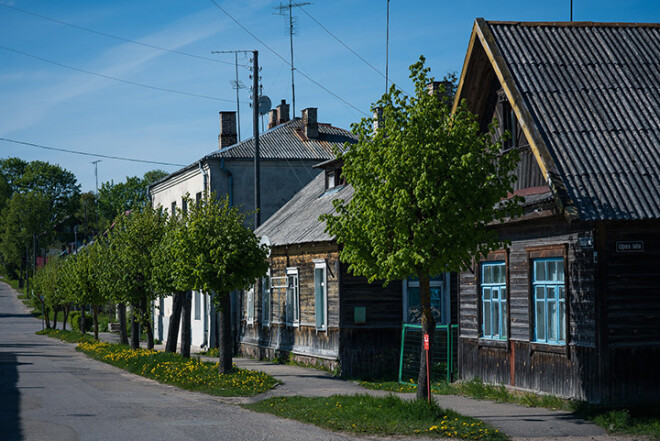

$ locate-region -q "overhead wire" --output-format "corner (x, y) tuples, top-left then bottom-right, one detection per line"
(0, 2), (248, 68)
(0, 44), (240, 103)
(298, 5), (410, 96)
(208, 0), (369, 117)
(0, 137), (187, 167)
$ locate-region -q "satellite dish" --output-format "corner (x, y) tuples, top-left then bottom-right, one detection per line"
(258, 95), (272, 116)
(259, 235), (271, 258)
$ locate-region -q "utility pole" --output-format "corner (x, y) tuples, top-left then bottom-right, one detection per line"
(275, 0), (311, 119)
(212, 49), (261, 227)
(211, 51), (248, 142)
(91, 160), (101, 194)
(251, 50), (261, 228)
(385, 0), (390, 94)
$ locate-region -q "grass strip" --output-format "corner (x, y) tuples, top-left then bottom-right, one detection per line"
(40, 329), (279, 397)
(245, 394), (508, 440)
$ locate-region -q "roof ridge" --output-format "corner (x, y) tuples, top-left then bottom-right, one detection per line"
(486, 20), (660, 28)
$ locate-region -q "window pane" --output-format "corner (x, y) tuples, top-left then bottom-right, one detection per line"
(557, 261), (565, 282)
(501, 299), (508, 338)
(430, 287), (442, 308)
(407, 287), (421, 323)
(492, 299), (500, 338)
(483, 298), (492, 337)
(535, 286), (545, 301)
(548, 298), (557, 342)
(559, 300), (566, 342)
(559, 286), (565, 300)
(536, 299), (545, 341)
(535, 260), (546, 281)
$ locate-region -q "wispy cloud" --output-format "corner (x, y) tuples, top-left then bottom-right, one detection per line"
(0, 6), (226, 136)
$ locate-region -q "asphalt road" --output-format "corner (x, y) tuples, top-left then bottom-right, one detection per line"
(0, 282), (394, 441)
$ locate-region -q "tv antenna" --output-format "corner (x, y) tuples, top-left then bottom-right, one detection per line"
(275, 0), (311, 119)
(91, 160), (101, 194)
(213, 50), (249, 141)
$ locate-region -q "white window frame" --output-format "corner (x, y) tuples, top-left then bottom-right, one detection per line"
(314, 260), (328, 331)
(246, 285), (255, 326)
(261, 269), (271, 327)
(285, 267), (300, 327)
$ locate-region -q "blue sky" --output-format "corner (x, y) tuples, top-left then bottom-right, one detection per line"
(1, 0), (659, 192)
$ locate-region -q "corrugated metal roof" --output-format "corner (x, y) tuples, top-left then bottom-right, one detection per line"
(210, 118), (355, 161)
(488, 22), (660, 220)
(255, 173), (353, 246)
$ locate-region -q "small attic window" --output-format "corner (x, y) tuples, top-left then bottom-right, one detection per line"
(325, 167), (345, 191)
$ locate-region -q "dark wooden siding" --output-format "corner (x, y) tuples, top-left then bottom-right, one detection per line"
(602, 220), (660, 404)
(459, 216), (599, 400)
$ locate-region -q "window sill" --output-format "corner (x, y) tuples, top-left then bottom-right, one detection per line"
(530, 342), (568, 355)
(478, 338), (508, 349)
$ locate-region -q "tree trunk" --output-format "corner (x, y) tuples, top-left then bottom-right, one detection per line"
(141, 296), (154, 350)
(44, 308), (51, 329)
(416, 273), (436, 401)
(93, 305), (99, 341)
(165, 292), (184, 353)
(180, 292), (192, 358)
(130, 303), (140, 349)
(118, 303), (128, 345)
(52, 305), (60, 329)
(62, 305), (69, 330)
(218, 293), (233, 374)
(80, 305), (86, 333)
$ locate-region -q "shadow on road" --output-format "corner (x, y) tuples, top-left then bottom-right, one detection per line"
(0, 352), (22, 441)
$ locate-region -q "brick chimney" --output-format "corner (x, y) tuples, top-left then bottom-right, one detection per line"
(427, 81), (453, 105)
(276, 99), (290, 125)
(302, 107), (318, 139)
(218, 111), (237, 149)
(268, 108), (278, 129)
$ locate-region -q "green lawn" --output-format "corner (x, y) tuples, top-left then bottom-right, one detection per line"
(245, 394), (508, 440)
(40, 329), (279, 397)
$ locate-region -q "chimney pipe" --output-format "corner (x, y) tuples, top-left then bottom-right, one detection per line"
(302, 107), (318, 139)
(218, 111), (238, 149)
(276, 99), (289, 125)
(268, 108), (278, 130)
(373, 107), (383, 134)
(427, 81), (453, 105)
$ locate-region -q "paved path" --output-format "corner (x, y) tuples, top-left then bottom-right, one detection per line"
(3, 282), (645, 441)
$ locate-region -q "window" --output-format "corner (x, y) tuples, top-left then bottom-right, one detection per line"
(532, 258), (566, 344)
(194, 291), (201, 320)
(481, 261), (507, 339)
(327, 171), (335, 189)
(181, 197), (188, 213)
(314, 261), (327, 331)
(261, 270), (270, 326)
(285, 268), (299, 326)
(404, 274), (450, 325)
(246, 286), (255, 325)
(171, 201), (176, 214)
(195, 192), (202, 205)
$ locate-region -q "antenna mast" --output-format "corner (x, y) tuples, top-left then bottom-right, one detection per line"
(275, 0), (311, 119)
(91, 160), (101, 194)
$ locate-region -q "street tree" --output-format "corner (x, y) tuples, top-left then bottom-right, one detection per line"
(70, 243), (107, 340)
(322, 57), (521, 400)
(169, 195), (268, 372)
(105, 206), (167, 349)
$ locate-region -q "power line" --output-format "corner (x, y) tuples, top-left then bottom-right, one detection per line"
(0, 44), (239, 103)
(208, 0), (368, 117)
(298, 5), (410, 97)
(0, 2), (248, 68)
(0, 137), (186, 167)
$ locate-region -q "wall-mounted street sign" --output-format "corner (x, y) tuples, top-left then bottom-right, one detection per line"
(616, 241), (644, 253)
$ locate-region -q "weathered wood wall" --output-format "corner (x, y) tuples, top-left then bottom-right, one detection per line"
(459, 215), (600, 401)
(239, 242), (341, 368)
(601, 220), (660, 404)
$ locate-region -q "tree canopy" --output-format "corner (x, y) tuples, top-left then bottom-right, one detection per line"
(322, 56), (521, 399)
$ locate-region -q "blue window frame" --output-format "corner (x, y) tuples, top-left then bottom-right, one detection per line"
(532, 258), (566, 344)
(481, 261), (507, 339)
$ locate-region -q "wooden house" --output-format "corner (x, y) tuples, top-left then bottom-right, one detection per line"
(150, 102), (355, 352)
(240, 159), (458, 377)
(454, 19), (660, 404)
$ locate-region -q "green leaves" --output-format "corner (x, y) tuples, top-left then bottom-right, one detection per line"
(323, 56), (522, 282)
